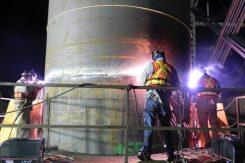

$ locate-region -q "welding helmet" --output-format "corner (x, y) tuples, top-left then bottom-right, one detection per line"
(198, 66), (207, 75)
(21, 71), (32, 82)
(30, 70), (37, 80)
(21, 71), (31, 77)
(152, 50), (166, 61)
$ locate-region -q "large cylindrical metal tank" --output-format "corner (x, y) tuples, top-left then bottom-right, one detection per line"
(44, 0), (190, 154)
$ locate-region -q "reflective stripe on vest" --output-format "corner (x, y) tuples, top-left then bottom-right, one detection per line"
(197, 77), (218, 97)
(145, 61), (171, 86)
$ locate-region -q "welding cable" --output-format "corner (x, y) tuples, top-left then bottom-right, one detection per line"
(1, 83), (96, 115)
(180, 88), (190, 122)
(1, 87), (76, 115)
(224, 121), (237, 128)
(46, 4), (192, 37)
(215, 97), (235, 111)
(131, 88), (143, 130)
(4, 83), (96, 139)
(156, 120), (166, 150)
(156, 104), (175, 155)
(176, 90), (184, 152)
(178, 90), (185, 123)
(125, 85), (149, 161)
(215, 96), (241, 129)
(132, 89), (147, 161)
(154, 88), (188, 162)
(7, 108), (26, 139)
(222, 97), (236, 111)
(43, 153), (75, 162)
(175, 89), (189, 162)
(216, 96), (240, 113)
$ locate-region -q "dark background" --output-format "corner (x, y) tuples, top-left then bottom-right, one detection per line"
(195, 0), (245, 90)
(0, 0), (244, 98)
(0, 0), (49, 97)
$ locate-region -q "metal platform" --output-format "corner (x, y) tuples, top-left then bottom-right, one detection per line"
(42, 148), (223, 163)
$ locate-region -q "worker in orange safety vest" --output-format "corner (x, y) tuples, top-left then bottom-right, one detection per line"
(195, 66), (221, 148)
(137, 50), (180, 162)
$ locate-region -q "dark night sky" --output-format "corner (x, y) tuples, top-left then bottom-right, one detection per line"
(0, 0), (244, 97)
(0, 0), (49, 96)
(0, 1), (48, 81)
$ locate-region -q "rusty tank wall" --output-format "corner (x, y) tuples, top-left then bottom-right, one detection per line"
(44, 0), (191, 154)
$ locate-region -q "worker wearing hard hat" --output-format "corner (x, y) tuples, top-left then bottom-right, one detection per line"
(13, 70), (39, 138)
(195, 66), (221, 148)
(137, 50), (180, 162)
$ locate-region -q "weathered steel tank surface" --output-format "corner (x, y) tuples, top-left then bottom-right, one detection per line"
(45, 0), (190, 154)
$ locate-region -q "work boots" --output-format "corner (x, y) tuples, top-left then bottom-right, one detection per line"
(137, 151), (151, 161)
(167, 153), (175, 162)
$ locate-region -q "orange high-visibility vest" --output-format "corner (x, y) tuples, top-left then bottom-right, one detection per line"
(145, 61), (171, 86)
(197, 76), (219, 97)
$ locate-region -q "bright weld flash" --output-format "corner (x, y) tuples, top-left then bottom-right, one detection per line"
(188, 69), (203, 88)
(37, 80), (45, 84)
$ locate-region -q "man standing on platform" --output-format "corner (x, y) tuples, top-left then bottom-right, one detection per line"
(195, 67), (221, 148)
(137, 50), (180, 162)
(14, 70), (40, 138)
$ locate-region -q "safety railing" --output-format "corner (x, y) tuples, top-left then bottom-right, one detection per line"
(235, 96), (245, 145)
(0, 82), (245, 163)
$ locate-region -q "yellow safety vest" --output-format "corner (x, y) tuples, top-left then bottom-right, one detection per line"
(145, 61), (171, 86)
